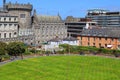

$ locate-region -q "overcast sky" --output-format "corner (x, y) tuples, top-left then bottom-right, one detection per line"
(0, 0), (120, 19)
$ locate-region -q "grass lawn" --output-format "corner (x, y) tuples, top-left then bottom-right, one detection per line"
(0, 55), (120, 80)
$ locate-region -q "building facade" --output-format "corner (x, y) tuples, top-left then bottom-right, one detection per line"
(86, 9), (120, 27)
(44, 37), (78, 51)
(77, 28), (120, 49)
(32, 11), (67, 45)
(0, 15), (18, 39)
(65, 16), (97, 37)
(6, 2), (33, 28)
(0, 0), (34, 45)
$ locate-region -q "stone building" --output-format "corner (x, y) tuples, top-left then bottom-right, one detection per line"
(6, 2), (33, 29)
(0, 14), (18, 39)
(0, 0), (67, 46)
(77, 28), (120, 49)
(0, 0), (34, 45)
(32, 11), (67, 45)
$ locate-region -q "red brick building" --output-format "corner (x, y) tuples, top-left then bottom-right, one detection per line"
(77, 28), (120, 49)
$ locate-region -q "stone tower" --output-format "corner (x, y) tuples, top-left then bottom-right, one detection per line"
(6, 2), (33, 29)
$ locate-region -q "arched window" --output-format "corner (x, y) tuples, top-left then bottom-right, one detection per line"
(14, 32), (17, 37)
(14, 32), (17, 35)
(9, 18), (11, 21)
(4, 18), (6, 21)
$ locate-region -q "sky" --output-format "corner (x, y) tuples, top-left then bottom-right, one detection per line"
(0, 0), (120, 19)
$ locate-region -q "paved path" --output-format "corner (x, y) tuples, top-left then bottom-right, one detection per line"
(0, 55), (39, 66)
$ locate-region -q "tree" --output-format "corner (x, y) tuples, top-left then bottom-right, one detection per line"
(59, 44), (72, 54)
(0, 41), (7, 62)
(7, 42), (26, 59)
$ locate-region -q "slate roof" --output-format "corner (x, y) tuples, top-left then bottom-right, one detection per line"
(36, 15), (62, 22)
(48, 38), (62, 42)
(80, 28), (120, 38)
(63, 37), (78, 41)
(48, 37), (78, 42)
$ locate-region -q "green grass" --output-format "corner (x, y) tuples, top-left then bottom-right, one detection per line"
(0, 55), (120, 80)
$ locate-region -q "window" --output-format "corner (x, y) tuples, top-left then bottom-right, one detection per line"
(0, 24), (2, 27)
(4, 33), (6, 38)
(14, 18), (16, 21)
(99, 43), (101, 47)
(9, 18), (11, 21)
(112, 38), (114, 41)
(14, 32), (17, 35)
(88, 37), (90, 41)
(14, 24), (17, 26)
(4, 24), (7, 28)
(31, 43), (33, 45)
(4, 18), (6, 21)
(88, 42), (90, 46)
(93, 43), (95, 46)
(9, 33), (11, 38)
(20, 14), (26, 18)
(94, 37), (95, 41)
(105, 37), (107, 40)
(105, 44), (107, 47)
(0, 33), (1, 38)
(4, 24), (7, 27)
(99, 37), (101, 40)
(9, 24), (12, 26)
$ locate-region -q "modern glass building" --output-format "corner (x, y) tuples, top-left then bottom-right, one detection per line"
(65, 16), (97, 37)
(86, 9), (120, 27)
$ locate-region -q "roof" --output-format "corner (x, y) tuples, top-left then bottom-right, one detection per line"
(80, 28), (120, 38)
(63, 37), (78, 41)
(36, 15), (62, 22)
(48, 38), (62, 42)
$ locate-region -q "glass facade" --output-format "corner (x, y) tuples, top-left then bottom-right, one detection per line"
(86, 10), (120, 27)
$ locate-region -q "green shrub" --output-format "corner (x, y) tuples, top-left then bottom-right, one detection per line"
(57, 50), (64, 54)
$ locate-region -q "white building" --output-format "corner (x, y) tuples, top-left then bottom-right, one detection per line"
(62, 37), (78, 45)
(0, 15), (18, 39)
(44, 37), (78, 51)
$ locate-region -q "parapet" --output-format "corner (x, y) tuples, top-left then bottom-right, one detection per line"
(6, 2), (33, 11)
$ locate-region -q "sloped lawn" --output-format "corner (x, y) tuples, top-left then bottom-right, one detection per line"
(0, 55), (120, 80)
